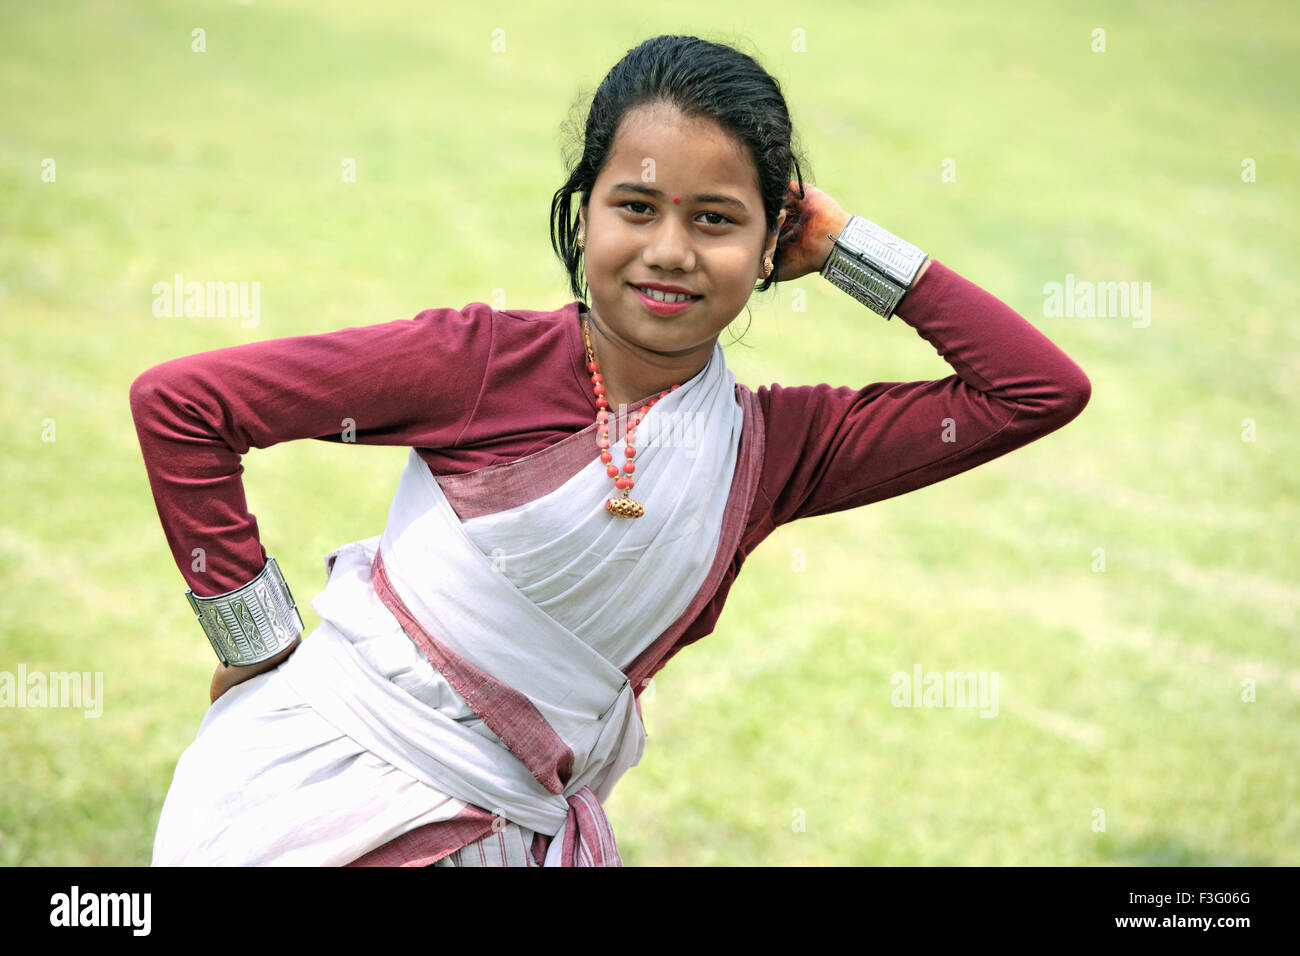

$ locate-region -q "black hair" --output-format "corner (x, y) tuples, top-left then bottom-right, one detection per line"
(549, 34), (811, 326)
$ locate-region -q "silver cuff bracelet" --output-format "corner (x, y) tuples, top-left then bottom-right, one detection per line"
(821, 215), (928, 319)
(185, 556), (304, 665)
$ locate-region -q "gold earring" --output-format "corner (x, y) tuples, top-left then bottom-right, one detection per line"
(577, 229), (585, 252)
(762, 256), (773, 278)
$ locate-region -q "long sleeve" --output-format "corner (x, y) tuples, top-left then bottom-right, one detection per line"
(129, 304), (495, 596)
(754, 259), (1091, 528)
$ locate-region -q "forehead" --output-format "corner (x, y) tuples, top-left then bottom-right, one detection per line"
(599, 102), (758, 195)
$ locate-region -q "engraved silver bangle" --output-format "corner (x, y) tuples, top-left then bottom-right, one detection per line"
(820, 215), (929, 319)
(185, 556), (304, 665)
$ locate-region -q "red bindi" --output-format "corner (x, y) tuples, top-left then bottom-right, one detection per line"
(673, 196), (681, 204)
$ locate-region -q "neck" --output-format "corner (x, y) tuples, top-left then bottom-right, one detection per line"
(581, 304), (712, 411)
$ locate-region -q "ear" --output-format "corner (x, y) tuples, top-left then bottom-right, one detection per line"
(765, 207), (787, 257)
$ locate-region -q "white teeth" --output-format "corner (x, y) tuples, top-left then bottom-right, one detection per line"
(636, 286), (696, 303)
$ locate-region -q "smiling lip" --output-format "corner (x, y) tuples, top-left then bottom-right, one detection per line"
(632, 282), (701, 296)
(629, 284), (701, 315)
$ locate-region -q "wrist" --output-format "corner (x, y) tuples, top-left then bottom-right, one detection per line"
(210, 637), (300, 703)
(186, 556), (304, 665)
(813, 211), (854, 273)
(820, 214), (929, 319)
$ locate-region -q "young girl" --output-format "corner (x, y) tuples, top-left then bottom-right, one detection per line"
(130, 34), (1090, 866)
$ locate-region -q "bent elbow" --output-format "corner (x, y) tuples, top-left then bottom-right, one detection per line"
(1036, 370), (1091, 432)
(129, 362), (180, 427)
(128, 368), (157, 423)
(1066, 369), (1086, 416)
(128, 369), (152, 421)
(1061, 369), (1092, 423)
(1017, 368), (1091, 433)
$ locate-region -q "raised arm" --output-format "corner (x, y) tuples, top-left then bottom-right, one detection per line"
(757, 259), (1091, 528)
(753, 185), (1089, 530)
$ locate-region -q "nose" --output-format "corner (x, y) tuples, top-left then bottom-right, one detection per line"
(642, 212), (696, 273)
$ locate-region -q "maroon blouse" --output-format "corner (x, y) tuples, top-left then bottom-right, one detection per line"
(130, 260), (1089, 665)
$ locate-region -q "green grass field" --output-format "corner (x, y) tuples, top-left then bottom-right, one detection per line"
(2, 0), (1296, 866)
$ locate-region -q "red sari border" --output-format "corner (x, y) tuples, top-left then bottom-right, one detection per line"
(624, 384), (765, 693)
(345, 803), (499, 867)
(347, 382), (766, 866)
(371, 547), (575, 795)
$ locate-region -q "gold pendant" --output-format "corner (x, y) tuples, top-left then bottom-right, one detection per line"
(606, 494), (644, 519)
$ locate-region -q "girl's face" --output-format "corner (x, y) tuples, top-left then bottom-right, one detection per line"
(578, 102), (782, 368)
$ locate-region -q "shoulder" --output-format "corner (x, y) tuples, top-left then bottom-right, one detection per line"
(493, 301), (583, 345)
(470, 300), (584, 373)
(406, 300), (495, 337)
(401, 300), (581, 358)
(419, 300), (580, 340)
(493, 301), (580, 324)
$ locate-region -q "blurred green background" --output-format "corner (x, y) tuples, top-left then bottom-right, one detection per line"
(1, 0), (1296, 866)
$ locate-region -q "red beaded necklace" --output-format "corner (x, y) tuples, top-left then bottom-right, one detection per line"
(582, 313), (680, 519)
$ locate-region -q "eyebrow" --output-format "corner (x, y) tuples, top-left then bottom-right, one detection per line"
(610, 182), (748, 211)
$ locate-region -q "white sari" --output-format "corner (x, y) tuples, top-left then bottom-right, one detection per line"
(152, 336), (750, 866)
